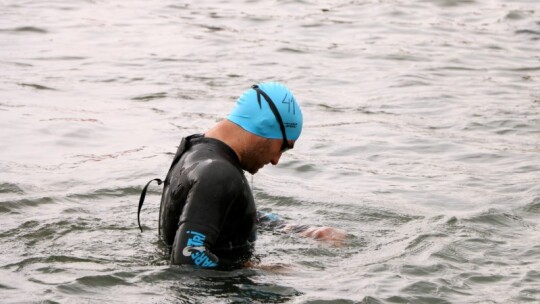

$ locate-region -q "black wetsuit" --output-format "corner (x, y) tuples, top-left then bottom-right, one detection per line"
(158, 134), (257, 268)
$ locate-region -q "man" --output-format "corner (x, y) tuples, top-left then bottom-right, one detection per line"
(143, 82), (344, 268)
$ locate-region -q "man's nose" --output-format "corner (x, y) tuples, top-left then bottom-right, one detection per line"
(270, 153), (282, 165)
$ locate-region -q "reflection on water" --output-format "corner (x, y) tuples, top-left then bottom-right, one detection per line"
(1, 0), (540, 303)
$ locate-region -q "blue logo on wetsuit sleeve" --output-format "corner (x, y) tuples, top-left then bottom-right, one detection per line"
(182, 230), (217, 268)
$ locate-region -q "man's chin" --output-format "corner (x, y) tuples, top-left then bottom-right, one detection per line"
(247, 166), (263, 175)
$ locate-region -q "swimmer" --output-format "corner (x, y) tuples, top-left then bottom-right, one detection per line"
(139, 82), (345, 268)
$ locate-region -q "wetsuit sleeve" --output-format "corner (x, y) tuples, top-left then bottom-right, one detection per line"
(170, 162), (240, 268)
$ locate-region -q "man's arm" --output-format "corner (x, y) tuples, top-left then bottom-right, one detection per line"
(170, 163), (239, 268)
(257, 211), (347, 247)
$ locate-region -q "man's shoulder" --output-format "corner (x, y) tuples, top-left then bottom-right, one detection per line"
(195, 158), (243, 180)
(185, 158), (247, 198)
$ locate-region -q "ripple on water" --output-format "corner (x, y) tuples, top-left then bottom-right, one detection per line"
(424, 0), (476, 8)
(0, 26), (48, 34)
(386, 295), (453, 304)
(17, 83), (58, 91)
(0, 197), (55, 214)
(404, 232), (449, 255)
(301, 299), (359, 304)
(515, 29), (540, 40)
(400, 263), (451, 277)
(461, 272), (506, 285)
(401, 280), (440, 296)
(67, 186), (150, 200)
(464, 209), (533, 228)
(131, 92), (168, 101)
(56, 273), (134, 295)
(505, 9), (536, 21)
(522, 196), (540, 214)
(0, 219), (91, 252)
(147, 268), (304, 303)
(0, 282), (16, 290)
(1, 255), (103, 273)
(522, 270), (540, 283)
(0, 182), (24, 194)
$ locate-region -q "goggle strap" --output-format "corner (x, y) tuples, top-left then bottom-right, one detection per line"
(251, 85), (289, 145)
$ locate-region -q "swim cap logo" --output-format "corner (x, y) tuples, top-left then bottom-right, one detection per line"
(281, 95), (298, 129)
(182, 230), (217, 268)
(284, 122), (297, 129)
(281, 94), (296, 115)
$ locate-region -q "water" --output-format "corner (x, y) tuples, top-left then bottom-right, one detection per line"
(1, 0), (539, 303)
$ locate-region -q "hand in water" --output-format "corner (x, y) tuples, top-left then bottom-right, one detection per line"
(245, 225), (347, 271)
(282, 225), (346, 247)
(244, 261), (293, 273)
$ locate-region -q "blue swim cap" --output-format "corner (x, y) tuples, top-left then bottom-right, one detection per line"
(227, 82), (303, 141)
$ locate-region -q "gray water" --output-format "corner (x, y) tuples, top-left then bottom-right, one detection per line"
(1, 0), (539, 303)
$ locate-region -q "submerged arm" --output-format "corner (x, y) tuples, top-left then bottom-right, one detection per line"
(257, 211), (347, 247)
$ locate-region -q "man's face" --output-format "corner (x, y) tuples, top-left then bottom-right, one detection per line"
(243, 137), (288, 175)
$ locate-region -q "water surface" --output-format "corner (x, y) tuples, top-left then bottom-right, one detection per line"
(1, 0), (539, 303)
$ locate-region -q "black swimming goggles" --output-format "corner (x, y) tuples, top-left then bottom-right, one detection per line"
(252, 85), (292, 152)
